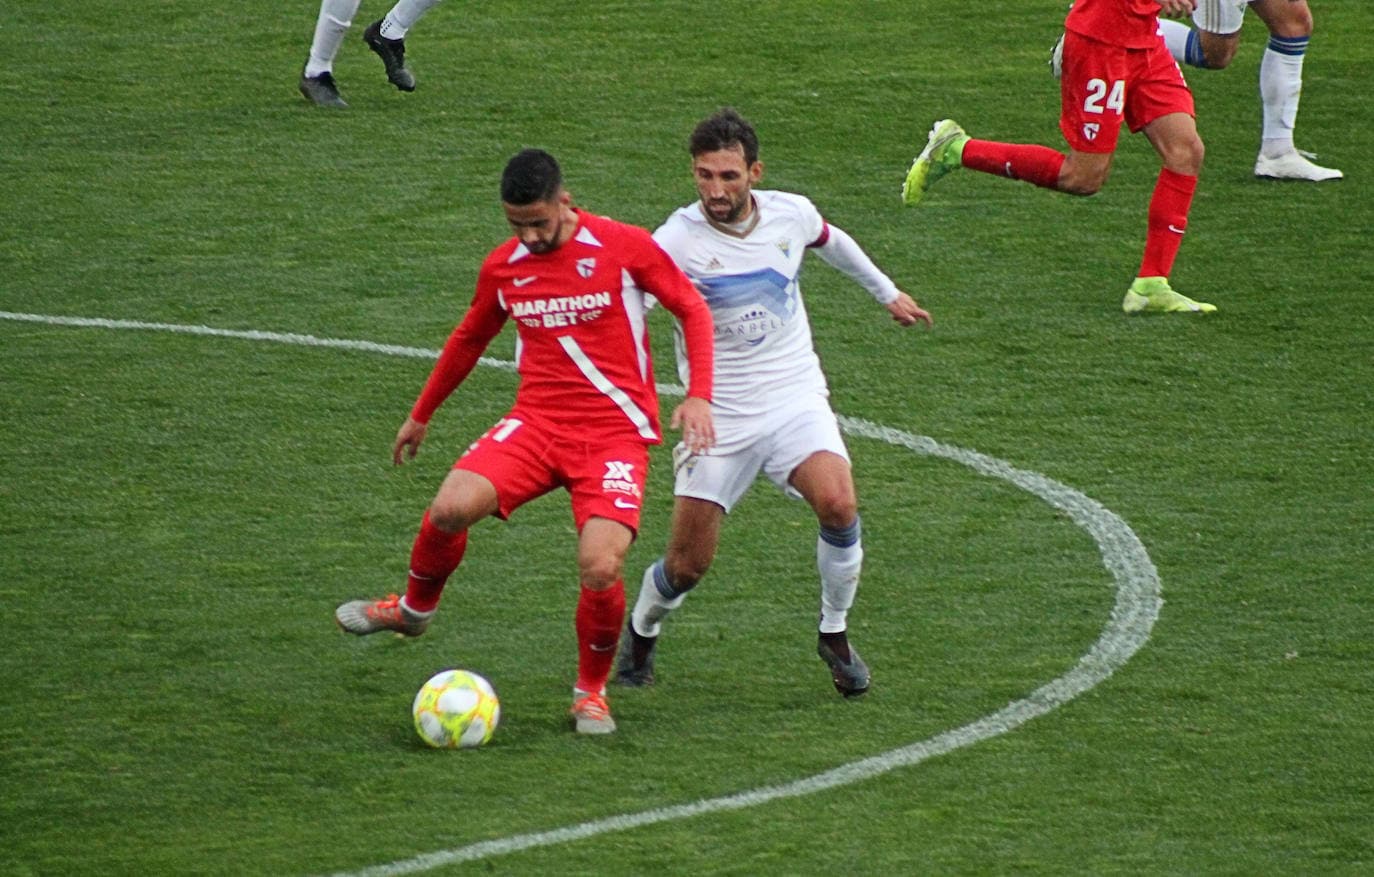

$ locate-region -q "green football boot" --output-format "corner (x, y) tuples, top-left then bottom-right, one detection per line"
(902, 119), (970, 206)
(1122, 277), (1217, 315)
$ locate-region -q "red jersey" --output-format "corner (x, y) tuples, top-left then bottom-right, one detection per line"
(411, 209), (714, 444)
(1065, 0), (1165, 50)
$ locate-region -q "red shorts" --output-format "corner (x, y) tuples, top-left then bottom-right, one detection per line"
(454, 414), (650, 534)
(1059, 31), (1194, 154)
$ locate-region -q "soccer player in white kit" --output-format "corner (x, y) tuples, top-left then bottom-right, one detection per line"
(616, 108), (932, 697)
(298, 0), (444, 107)
(1157, 0), (1342, 181)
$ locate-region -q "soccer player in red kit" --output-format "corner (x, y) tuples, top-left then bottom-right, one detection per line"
(903, 0), (1217, 315)
(335, 149), (717, 734)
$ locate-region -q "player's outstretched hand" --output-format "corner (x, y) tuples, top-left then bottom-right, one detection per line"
(393, 416), (429, 466)
(887, 292), (934, 328)
(1158, 0), (1197, 18)
(671, 396), (716, 453)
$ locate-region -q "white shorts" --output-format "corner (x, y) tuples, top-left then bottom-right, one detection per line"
(1193, 0), (1250, 35)
(672, 392), (849, 513)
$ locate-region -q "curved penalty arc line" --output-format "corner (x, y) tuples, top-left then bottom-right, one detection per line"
(337, 421), (1162, 877)
(0, 311), (1162, 875)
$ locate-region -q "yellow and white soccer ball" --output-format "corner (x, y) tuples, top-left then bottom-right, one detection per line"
(412, 669), (501, 749)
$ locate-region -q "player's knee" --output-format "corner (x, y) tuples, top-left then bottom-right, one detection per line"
(428, 498), (471, 533)
(579, 554), (625, 590)
(1061, 179), (1102, 197)
(1057, 152), (1108, 196)
(813, 493), (858, 531)
(1199, 34), (1239, 69)
(1269, 6), (1313, 39)
(1164, 135), (1205, 176)
(430, 471), (495, 532)
(1058, 169), (1105, 197)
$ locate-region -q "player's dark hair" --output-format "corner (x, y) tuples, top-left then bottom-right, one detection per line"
(689, 108), (759, 166)
(501, 149), (563, 205)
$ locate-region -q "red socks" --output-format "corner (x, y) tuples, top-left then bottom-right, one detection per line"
(963, 141), (1197, 281)
(403, 510), (468, 613)
(961, 138), (1066, 189)
(403, 511), (628, 698)
(574, 581), (626, 694)
(1139, 167), (1198, 279)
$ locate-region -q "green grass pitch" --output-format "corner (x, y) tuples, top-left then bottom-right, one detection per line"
(2, 1), (1371, 873)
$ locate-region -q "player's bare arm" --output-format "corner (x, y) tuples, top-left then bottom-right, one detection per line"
(1158, 0), (1198, 18)
(670, 396), (715, 453)
(886, 292), (933, 328)
(393, 416), (429, 466)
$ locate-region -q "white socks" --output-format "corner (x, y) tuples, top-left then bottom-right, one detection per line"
(305, 0), (363, 76)
(380, 0), (444, 40)
(629, 559), (686, 639)
(817, 518), (862, 634)
(630, 518), (864, 638)
(1260, 36), (1308, 157)
(306, 0), (442, 75)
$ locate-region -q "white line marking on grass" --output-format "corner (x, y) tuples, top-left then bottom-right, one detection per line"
(0, 310), (513, 372)
(0, 312), (1162, 875)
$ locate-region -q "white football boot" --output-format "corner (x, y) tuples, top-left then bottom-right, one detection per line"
(1254, 149), (1343, 181)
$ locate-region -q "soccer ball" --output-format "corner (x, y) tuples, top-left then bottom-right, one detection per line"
(412, 669), (501, 749)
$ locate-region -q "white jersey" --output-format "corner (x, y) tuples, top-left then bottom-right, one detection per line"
(653, 190), (830, 418)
